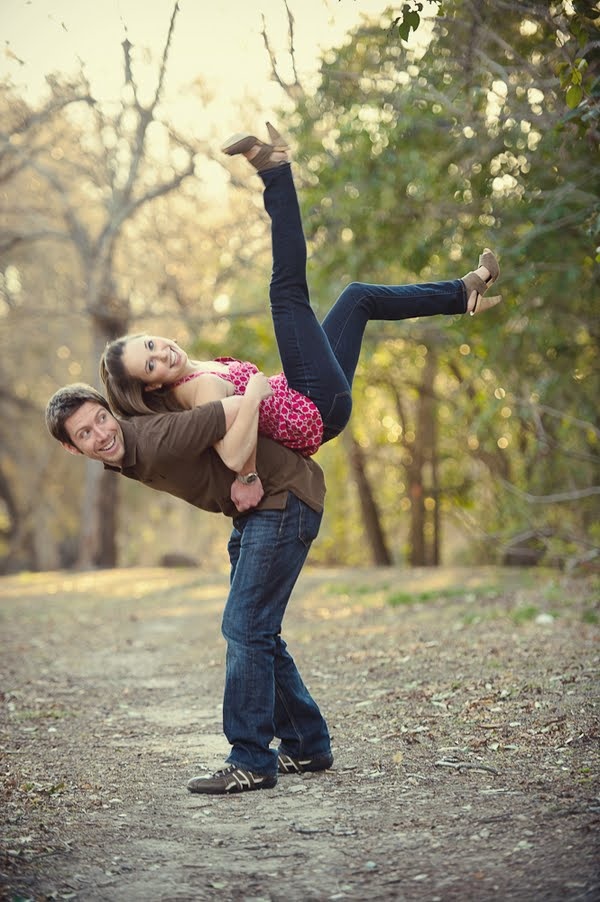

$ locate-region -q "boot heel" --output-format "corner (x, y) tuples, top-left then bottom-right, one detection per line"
(266, 121), (289, 150)
(221, 124), (289, 171)
(462, 249), (502, 315)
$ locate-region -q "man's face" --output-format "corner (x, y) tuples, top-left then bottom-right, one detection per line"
(62, 401), (125, 465)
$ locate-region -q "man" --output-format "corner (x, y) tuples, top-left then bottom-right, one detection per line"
(45, 382), (333, 794)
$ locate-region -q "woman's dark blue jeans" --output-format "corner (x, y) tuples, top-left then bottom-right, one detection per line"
(261, 164), (468, 442)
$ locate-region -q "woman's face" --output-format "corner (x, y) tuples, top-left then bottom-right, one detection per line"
(122, 335), (189, 388)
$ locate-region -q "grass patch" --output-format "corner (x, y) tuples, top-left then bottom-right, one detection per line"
(12, 707), (71, 721)
(387, 586), (500, 608)
(323, 582), (388, 597)
(511, 605), (539, 624)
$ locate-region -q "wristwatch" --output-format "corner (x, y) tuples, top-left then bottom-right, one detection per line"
(236, 472), (259, 485)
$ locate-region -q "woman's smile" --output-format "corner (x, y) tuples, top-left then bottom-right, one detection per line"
(122, 335), (189, 385)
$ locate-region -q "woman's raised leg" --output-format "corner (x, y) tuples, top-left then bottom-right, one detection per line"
(259, 163), (353, 435)
(261, 164), (501, 442)
(226, 137), (500, 443)
(320, 278), (466, 395)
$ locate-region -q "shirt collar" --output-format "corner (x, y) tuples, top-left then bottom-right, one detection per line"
(103, 419), (137, 472)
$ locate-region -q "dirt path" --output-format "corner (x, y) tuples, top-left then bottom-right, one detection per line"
(1, 566), (598, 901)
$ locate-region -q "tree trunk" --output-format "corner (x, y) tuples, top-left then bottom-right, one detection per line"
(431, 472), (441, 566)
(77, 276), (128, 569)
(408, 347), (438, 567)
(343, 430), (393, 566)
(0, 466), (18, 546)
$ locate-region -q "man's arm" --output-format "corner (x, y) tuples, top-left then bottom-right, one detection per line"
(148, 382), (269, 512)
(139, 401), (227, 458)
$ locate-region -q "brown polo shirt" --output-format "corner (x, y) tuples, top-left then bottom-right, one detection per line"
(104, 401), (326, 518)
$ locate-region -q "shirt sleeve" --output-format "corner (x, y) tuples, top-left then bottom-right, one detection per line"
(139, 401), (227, 460)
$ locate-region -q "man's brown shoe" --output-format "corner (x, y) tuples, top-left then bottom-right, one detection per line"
(187, 764), (277, 795)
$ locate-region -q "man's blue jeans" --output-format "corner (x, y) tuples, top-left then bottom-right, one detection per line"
(261, 164), (468, 442)
(222, 492), (330, 776)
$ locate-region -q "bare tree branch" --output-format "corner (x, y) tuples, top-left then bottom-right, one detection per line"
(122, 39), (135, 95)
(0, 90), (95, 140)
(114, 2), (181, 212)
(152, 1), (180, 112)
(0, 386), (41, 414)
(512, 398), (600, 464)
(0, 86), (95, 185)
(499, 480), (600, 504)
(28, 160), (92, 260)
(260, 0), (304, 101)
(100, 156), (196, 250)
(516, 398), (600, 439)
(0, 228), (73, 255)
(284, 0), (300, 88)
(261, 14), (286, 94)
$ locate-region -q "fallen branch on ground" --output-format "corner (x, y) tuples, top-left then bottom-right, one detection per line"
(435, 758), (499, 775)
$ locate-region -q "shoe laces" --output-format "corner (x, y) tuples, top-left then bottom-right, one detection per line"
(214, 765), (237, 777)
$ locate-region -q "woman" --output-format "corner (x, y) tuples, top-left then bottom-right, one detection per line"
(100, 124), (501, 458)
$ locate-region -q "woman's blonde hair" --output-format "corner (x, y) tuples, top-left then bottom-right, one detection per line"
(100, 335), (183, 418)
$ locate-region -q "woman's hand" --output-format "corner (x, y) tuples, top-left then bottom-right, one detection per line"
(245, 372), (273, 402)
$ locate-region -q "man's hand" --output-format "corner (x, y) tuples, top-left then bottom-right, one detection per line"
(230, 476), (265, 512)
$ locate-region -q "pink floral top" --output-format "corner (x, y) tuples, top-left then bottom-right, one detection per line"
(173, 357), (323, 457)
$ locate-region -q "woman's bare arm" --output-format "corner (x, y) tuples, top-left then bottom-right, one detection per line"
(215, 373), (272, 472)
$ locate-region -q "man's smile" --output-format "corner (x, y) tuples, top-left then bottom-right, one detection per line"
(99, 436), (117, 452)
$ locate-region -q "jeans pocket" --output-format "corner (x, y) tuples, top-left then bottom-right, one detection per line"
(298, 500), (323, 548)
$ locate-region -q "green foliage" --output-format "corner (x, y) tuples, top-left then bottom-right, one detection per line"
(2, 1), (598, 571)
(390, 1), (441, 42)
(554, 2), (600, 131)
(274, 0), (599, 567)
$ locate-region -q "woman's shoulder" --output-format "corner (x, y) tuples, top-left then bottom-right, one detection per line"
(214, 356), (243, 367)
(172, 371), (202, 388)
(215, 357), (259, 374)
